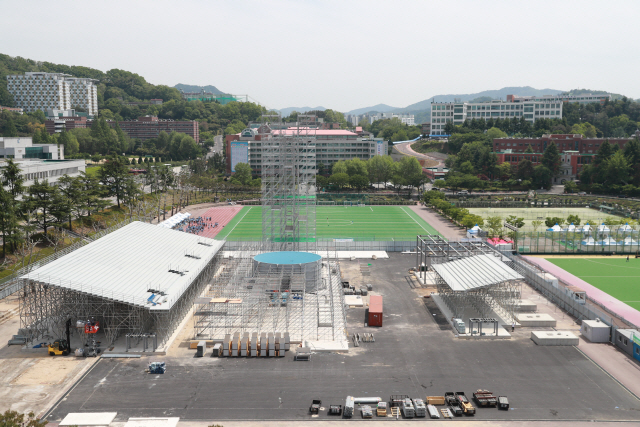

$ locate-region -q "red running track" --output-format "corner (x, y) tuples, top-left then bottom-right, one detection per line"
(178, 206), (243, 239)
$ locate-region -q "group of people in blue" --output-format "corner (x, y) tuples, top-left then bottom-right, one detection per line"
(172, 216), (219, 235)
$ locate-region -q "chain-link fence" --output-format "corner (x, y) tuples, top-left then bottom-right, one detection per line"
(504, 251), (639, 343)
(515, 231), (640, 254)
(223, 239), (416, 252)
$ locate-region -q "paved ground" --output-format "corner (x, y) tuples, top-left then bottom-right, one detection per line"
(408, 205), (466, 240)
(45, 254), (640, 423)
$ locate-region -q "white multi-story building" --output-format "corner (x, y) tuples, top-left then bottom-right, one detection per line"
(368, 112), (415, 126)
(6, 72), (98, 116)
(430, 99), (563, 136)
(0, 137), (85, 187)
(507, 93), (611, 105)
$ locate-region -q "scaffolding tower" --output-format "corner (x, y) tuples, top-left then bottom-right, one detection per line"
(261, 115), (317, 252)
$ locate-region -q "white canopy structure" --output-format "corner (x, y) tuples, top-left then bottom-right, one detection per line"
(432, 253), (523, 320)
(158, 212), (191, 229)
(566, 223), (576, 232)
(618, 223), (633, 233)
(582, 223), (592, 232)
(597, 223), (610, 233)
(432, 254), (522, 292)
(621, 237), (639, 246)
(581, 236), (596, 245)
(598, 236), (617, 246)
(548, 223), (563, 232)
(468, 224), (482, 233)
(19, 221), (224, 347)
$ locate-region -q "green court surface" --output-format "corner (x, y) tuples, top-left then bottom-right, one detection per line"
(547, 258), (640, 311)
(215, 206), (441, 241)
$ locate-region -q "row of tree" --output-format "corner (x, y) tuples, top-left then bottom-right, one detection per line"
(0, 155), (142, 257)
(317, 156), (424, 194)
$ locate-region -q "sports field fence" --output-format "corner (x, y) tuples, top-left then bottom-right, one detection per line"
(513, 231), (640, 255)
(223, 239), (417, 252)
(504, 251), (640, 341)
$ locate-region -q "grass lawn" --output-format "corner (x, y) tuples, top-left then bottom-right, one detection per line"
(215, 205), (441, 241)
(547, 257), (640, 311)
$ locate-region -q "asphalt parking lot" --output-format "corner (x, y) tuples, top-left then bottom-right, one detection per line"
(46, 254), (640, 422)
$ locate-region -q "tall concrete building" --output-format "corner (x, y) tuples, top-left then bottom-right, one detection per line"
(6, 72), (98, 116)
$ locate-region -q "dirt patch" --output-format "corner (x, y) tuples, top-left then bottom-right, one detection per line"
(11, 358), (86, 385)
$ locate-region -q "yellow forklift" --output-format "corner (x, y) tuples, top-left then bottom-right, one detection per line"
(48, 319), (71, 356)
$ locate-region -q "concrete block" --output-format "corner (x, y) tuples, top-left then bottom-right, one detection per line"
(531, 330), (579, 346)
(517, 313), (556, 327)
(515, 299), (537, 312)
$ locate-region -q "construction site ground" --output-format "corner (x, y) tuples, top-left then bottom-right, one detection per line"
(34, 253), (640, 423)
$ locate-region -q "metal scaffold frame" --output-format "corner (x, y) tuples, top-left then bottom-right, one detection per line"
(19, 253), (222, 348)
(193, 242), (347, 343)
(261, 115), (317, 252)
(416, 235), (523, 322)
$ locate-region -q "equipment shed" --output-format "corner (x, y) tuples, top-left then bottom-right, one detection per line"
(368, 295), (383, 327)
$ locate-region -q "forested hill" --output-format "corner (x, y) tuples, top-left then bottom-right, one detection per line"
(0, 53), (184, 108)
(174, 84), (225, 95)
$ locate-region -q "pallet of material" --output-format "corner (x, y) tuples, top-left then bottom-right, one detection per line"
(426, 396), (445, 405)
(440, 408), (453, 418)
(376, 401), (387, 416)
(361, 405), (373, 418)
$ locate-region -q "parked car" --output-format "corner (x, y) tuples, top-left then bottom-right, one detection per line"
(457, 190), (469, 195)
(578, 192), (587, 195)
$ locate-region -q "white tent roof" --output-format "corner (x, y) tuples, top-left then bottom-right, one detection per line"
(599, 236), (617, 245)
(567, 223), (576, 231)
(468, 224), (482, 233)
(21, 221), (224, 311)
(598, 223), (610, 232)
(548, 224), (563, 232)
(582, 223), (592, 231)
(432, 254), (523, 292)
(623, 237), (638, 244)
(618, 223), (633, 231)
(158, 212), (191, 228)
(581, 236), (596, 245)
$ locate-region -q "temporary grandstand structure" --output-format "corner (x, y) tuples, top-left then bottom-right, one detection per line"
(261, 114), (317, 252)
(432, 254), (524, 321)
(19, 221), (224, 348)
(415, 234), (497, 281)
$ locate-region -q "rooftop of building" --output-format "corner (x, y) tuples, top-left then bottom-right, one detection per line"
(21, 221), (224, 311)
(272, 129), (357, 136)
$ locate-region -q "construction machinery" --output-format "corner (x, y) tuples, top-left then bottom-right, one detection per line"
(344, 396), (355, 418)
(498, 396), (510, 410)
(444, 392), (463, 416)
(455, 392), (476, 415)
(309, 399), (322, 414)
(473, 389), (498, 407)
(328, 405), (342, 415)
(361, 405), (373, 418)
(147, 361), (166, 374)
(48, 319), (71, 356)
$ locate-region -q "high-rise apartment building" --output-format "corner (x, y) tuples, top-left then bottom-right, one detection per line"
(6, 72), (98, 116)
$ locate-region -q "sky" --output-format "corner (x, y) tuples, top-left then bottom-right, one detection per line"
(1, 0), (639, 112)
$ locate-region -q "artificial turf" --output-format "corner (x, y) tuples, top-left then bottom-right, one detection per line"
(215, 205), (441, 241)
(547, 258), (640, 311)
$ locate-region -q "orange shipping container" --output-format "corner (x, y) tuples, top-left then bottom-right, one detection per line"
(368, 295), (383, 327)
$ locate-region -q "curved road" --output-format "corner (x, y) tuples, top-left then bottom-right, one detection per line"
(395, 140), (443, 168)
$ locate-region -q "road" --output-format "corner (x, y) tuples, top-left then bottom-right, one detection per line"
(395, 140), (442, 168)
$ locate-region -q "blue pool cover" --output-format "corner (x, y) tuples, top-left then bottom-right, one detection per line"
(254, 251), (321, 265)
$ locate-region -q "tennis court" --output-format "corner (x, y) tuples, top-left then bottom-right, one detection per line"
(468, 207), (623, 231)
(215, 205), (441, 241)
(546, 257), (640, 311)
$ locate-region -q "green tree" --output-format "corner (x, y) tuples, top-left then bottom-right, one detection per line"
(541, 141), (560, 176)
(545, 217), (564, 228)
(0, 186), (20, 256)
(345, 158), (368, 177)
(367, 155), (394, 186)
(485, 216), (503, 238)
(516, 158), (534, 181)
(531, 220), (543, 232)
(461, 214), (484, 229)
(602, 150), (631, 185)
(564, 180), (578, 193)
(524, 144), (534, 153)
(332, 160), (347, 175)
(533, 165), (552, 189)
(329, 172), (349, 190)
(567, 214), (581, 226)
(98, 154), (133, 208)
(2, 114), (18, 137)
(26, 179), (60, 235)
(57, 175), (84, 230)
(486, 127), (507, 139)
(232, 162), (252, 186)
(349, 174), (369, 192)
(0, 410), (48, 427)
(505, 215), (525, 229)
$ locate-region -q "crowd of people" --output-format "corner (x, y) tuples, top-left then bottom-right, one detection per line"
(172, 216), (220, 235)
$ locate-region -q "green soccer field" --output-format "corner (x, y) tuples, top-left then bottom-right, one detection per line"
(215, 206), (441, 241)
(547, 258), (640, 311)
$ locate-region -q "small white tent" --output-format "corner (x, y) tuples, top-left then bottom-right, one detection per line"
(548, 223), (563, 232)
(597, 223), (610, 233)
(581, 236), (596, 246)
(566, 223), (576, 232)
(582, 223), (592, 233)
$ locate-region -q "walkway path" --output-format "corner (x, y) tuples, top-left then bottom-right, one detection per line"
(408, 205), (466, 240)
